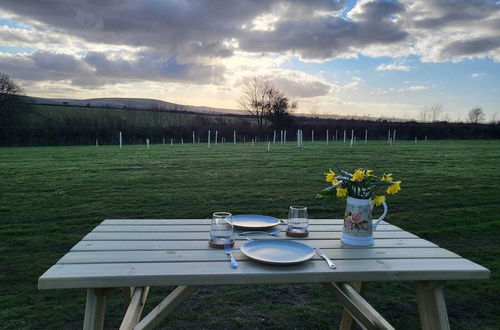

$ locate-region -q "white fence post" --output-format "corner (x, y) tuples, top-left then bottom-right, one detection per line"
(326, 129), (329, 145)
(181, 138), (184, 145)
(335, 130), (338, 142)
(192, 131), (195, 144)
(284, 130), (287, 144)
(119, 132), (122, 148)
(273, 130), (276, 143)
(146, 138), (150, 149)
(96, 138), (99, 148)
(388, 130), (391, 143)
(170, 138), (173, 147)
(343, 130), (346, 143)
(365, 129), (368, 144)
(312, 130), (314, 142)
(208, 130), (211, 148)
(393, 129), (396, 143)
(350, 130), (354, 148)
(215, 131), (218, 146)
(267, 141), (271, 152)
(163, 137), (165, 145)
(234, 130), (236, 144)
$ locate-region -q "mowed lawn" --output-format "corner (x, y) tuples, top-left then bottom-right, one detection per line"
(1, 140), (499, 329)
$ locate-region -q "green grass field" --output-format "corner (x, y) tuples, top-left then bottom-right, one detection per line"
(1, 140), (499, 329)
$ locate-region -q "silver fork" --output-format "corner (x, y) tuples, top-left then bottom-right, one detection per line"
(224, 244), (238, 269)
(238, 228), (284, 236)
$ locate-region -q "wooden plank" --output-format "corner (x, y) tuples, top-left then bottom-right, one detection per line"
(119, 287), (149, 330)
(338, 282), (395, 330)
(101, 219), (391, 226)
(83, 231), (417, 240)
(339, 282), (365, 330)
(83, 288), (107, 330)
(70, 238), (437, 252)
(324, 282), (377, 329)
(58, 248), (460, 264)
(38, 258), (490, 289)
(92, 224), (402, 232)
(416, 281), (450, 330)
(135, 286), (196, 330)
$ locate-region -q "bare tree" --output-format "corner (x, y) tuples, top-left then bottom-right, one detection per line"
(238, 77), (274, 131)
(428, 104), (443, 122)
(419, 106), (430, 122)
(468, 107), (486, 124)
(309, 102), (320, 117)
(0, 72), (22, 104)
(0, 72), (23, 120)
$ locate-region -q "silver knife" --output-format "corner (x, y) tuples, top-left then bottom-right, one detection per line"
(315, 248), (336, 269)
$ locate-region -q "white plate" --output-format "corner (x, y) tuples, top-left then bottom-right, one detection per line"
(230, 214), (281, 229)
(240, 240), (315, 265)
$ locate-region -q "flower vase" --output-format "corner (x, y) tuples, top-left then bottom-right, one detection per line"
(341, 196), (388, 246)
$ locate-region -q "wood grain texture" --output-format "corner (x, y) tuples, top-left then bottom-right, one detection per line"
(416, 281), (450, 330)
(39, 258), (489, 289)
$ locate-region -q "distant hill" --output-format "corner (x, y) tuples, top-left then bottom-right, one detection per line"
(22, 96), (244, 116)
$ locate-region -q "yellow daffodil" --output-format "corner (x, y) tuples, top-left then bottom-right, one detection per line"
(352, 169), (365, 181)
(381, 173), (393, 181)
(365, 169), (374, 176)
(387, 181), (402, 195)
(336, 187), (348, 198)
(372, 195), (386, 206)
(324, 169), (337, 184)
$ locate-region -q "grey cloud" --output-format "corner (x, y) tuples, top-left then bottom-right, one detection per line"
(0, 0), (277, 57)
(0, 50), (225, 87)
(411, 0), (499, 29)
(0, 51), (88, 81)
(84, 51), (225, 84)
(441, 37), (500, 56)
(272, 77), (332, 98)
(239, 0), (407, 59)
(0, 0), (386, 62)
(0, 0), (499, 79)
(32, 51), (83, 72)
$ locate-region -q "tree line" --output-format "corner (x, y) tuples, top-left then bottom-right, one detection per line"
(1, 72), (499, 146)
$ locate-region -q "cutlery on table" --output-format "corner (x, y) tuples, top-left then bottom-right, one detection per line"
(224, 244), (238, 269)
(314, 248), (336, 269)
(238, 228), (284, 236)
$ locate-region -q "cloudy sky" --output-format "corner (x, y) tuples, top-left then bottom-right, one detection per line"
(0, 0), (499, 120)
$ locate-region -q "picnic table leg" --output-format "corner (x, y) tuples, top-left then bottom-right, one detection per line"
(83, 288), (108, 330)
(339, 281), (365, 330)
(135, 286), (197, 330)
(416, 281), (450, 330)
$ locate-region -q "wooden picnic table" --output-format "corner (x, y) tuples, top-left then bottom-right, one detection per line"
(39, 219), (490, 330)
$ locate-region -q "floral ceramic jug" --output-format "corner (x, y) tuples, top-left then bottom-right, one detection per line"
(341, 196), (388, 246)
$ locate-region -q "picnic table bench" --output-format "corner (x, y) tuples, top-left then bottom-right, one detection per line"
(39, 219), (490, 330)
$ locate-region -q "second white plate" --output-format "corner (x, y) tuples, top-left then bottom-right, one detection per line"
(230, 214), (281, 229)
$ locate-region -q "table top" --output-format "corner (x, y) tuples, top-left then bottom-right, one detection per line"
(38, 219), (490, 290)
